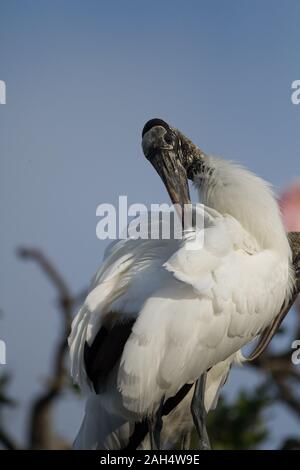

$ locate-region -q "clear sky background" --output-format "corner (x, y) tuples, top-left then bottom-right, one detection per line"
(0, 0), (299, 448)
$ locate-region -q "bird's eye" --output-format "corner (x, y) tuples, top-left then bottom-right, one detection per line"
(164, 133), (173, 145)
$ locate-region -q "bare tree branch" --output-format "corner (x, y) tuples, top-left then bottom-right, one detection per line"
(17, 248), (72, 310)
(18, 247), (74, 449)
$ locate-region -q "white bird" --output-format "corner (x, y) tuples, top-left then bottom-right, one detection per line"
(72, 352), (239, 450)
(69, 119), (294, 450)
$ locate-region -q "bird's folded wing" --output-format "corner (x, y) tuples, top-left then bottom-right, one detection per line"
(68, 219), (184, 391)
(118, 218), (290, 415)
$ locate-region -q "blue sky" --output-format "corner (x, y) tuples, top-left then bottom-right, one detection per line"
(0, 0), (299, 448)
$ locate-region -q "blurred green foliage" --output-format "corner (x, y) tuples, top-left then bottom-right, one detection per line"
(207, 385), (270, 449)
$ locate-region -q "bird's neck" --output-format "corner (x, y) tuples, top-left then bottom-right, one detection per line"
(193, 155), (291, 258)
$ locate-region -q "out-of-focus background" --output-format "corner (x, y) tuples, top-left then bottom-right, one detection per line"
(0, 0), (299, 449)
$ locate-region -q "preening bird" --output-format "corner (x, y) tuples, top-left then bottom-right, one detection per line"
(69, 119), (294, 450)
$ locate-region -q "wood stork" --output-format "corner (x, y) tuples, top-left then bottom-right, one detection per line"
(69, 119), (294, 450)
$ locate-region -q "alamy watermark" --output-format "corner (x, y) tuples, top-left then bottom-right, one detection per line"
(96, 196), (205, 250)
(291, 80), (300, 105)
(0, 340), (6, 365)
(291, 340), (300, 365)
(0, 80), (6, 104)
(1, 80), (7, 363)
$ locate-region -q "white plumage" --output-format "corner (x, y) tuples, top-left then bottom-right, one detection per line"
(69, 150), (294, 449)
(73, 353), (239, 449)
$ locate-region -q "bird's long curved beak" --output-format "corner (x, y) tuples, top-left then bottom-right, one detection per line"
(142, 119), (191, 211)
(148, 149), (191, 208)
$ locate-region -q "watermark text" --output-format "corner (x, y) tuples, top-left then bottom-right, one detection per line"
(291, 80), (300, 105)
(96, 196), (205, 250)
(291, 340), (300, 365)
(0, 340), (6, 365)
(0, 80), (6, 104)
